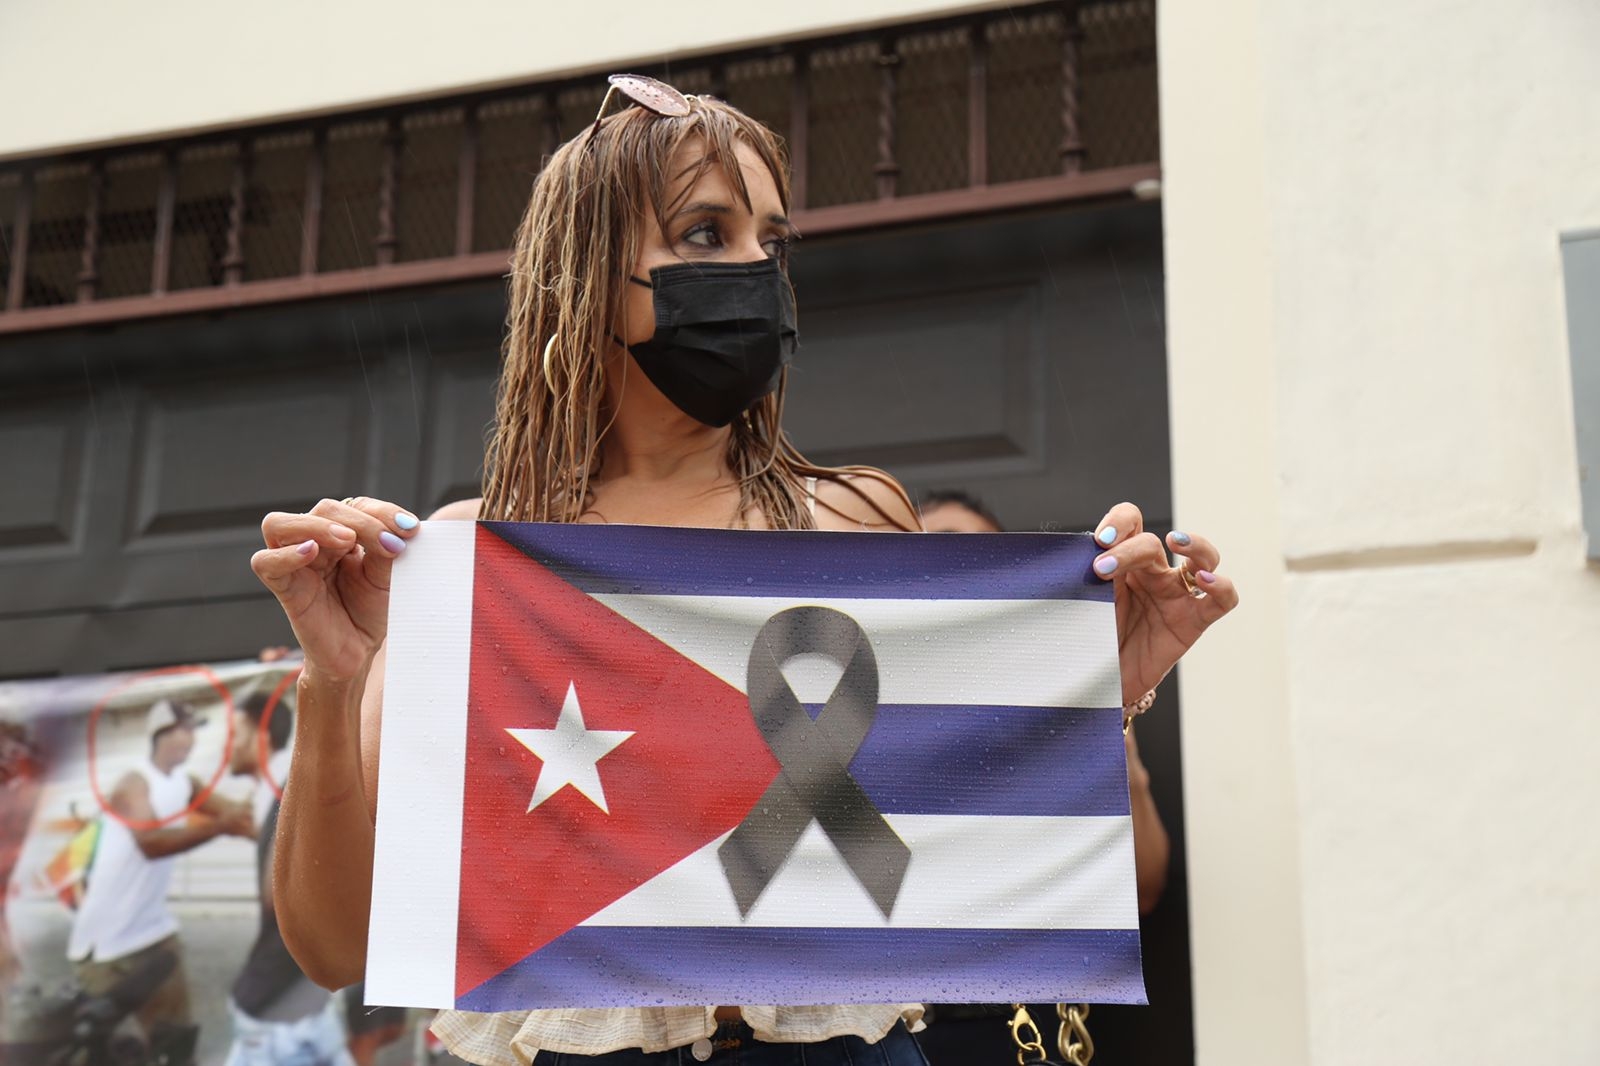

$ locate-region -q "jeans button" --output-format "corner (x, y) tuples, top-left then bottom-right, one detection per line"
(690, 1038), (713, 1061)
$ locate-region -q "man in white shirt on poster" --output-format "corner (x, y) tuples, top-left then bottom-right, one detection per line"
(67, 698), (255, 1065)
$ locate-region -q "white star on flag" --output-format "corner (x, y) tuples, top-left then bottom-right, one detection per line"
(506, 681), (635, 814)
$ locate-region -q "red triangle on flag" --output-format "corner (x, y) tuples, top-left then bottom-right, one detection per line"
(454, 525), (780, 999)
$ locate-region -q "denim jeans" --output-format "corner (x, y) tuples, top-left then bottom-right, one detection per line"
(538, 1020), (931, 1066)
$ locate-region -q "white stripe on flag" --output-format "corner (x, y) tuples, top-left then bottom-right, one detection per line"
(367, 520), (476, 1008)
(590, 594), (1122, 708)
(582, 815), (1139, 931)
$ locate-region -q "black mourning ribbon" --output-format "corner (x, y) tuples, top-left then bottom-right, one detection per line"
(718, 606), (912, 919)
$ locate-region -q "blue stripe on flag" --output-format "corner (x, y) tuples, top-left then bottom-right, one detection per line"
(480, 522), (1113, 602)
(847, 705), (1128, 817)
(456, 927), (1147, 1011)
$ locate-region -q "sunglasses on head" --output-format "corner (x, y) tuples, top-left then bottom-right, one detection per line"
(585, 73), (694, 147)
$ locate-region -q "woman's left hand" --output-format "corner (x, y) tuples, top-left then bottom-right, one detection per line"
(1090, 502), (1239, 703)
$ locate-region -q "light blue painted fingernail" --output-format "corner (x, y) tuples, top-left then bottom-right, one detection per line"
(394, 511), (419, 530)
(379, 531), (406, 554)
(1097, 526), (1118, 545)
(1094, 555), (1118, 576)
(1171, 530), (1191, 546)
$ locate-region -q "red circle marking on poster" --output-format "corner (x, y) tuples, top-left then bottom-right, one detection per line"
(257, 666), (301, 800)
(87, 665), (236, 831)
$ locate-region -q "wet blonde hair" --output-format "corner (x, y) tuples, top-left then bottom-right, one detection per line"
(479, 91), (916, 530)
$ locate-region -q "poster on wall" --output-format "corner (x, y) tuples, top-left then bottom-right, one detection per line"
(0, 654), (449, 1066)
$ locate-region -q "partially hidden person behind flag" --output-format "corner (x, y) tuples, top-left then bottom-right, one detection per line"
(224, 689), (357, 1066)
(66, 697), (256, 1066)
(249, 72), (1240, 1066)
(916, 489), (1174, 1066)
(919, 489), (1171, 913)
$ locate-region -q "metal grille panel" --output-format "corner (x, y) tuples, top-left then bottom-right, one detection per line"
(1080, 0), (1160, 169)
(988, 11), (1067, 185)
(726, 55), (793, 151)
(0, 172), (17, 296)
(0, 0), (1158, 330)
(19, 164), (89, 308)
(98, 153), (163, 301)
(169, 143), (237, 292)
(897, 27), (970, 197)
(397, 108), (464, 264)
(244, 131), (312, 282)
(318, 121), (385, 273)
(807, 41), (881, 208)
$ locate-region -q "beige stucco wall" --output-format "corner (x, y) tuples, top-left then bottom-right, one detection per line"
(1163, 1), (1600, 1064)
(0, 0), (1007, 159)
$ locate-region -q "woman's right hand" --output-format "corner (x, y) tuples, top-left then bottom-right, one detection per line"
(251, 497), (420, 684)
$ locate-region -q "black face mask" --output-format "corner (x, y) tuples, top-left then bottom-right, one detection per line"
(623, 258), (799, 427)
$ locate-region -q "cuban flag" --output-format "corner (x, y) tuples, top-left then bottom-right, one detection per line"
(367, 522), (1145, 1011)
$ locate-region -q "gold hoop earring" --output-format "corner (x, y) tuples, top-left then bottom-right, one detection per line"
(543, 334), (559, 379)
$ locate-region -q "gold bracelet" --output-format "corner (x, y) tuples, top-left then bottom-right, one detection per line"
(1121, 688), (1157, 734)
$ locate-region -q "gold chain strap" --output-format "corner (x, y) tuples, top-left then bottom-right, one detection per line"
(1056, 1003), (1094, 1066)
(1009, 1004), (1094, 1066)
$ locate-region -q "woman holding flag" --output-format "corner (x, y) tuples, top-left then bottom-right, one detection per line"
(250, 75), (1237, 1066)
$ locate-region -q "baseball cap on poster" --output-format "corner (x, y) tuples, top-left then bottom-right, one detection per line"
(146, 698), (206, 736)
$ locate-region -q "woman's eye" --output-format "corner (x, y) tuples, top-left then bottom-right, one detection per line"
(680, 222), (792, 263)
(682, 223), (721, 248)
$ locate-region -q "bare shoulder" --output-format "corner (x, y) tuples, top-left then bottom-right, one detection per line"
(428, 498), (483, 521)
(112, 770), (148, 798)
(813, 469), (923, 533)
(109, 771), (149, 816)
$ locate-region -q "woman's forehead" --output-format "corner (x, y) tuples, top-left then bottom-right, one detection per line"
(665, 139), (781, 212)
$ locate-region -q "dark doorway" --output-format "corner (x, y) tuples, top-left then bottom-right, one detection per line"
(0, 197), (1189, 1063)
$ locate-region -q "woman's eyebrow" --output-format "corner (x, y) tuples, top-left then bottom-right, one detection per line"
(667, 202), (793, 230)
(668, 201), (734, 223)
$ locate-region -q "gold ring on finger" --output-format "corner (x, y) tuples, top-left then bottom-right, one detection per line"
(1179, 565), (1205, 598)
(341, 497), (356, 507)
